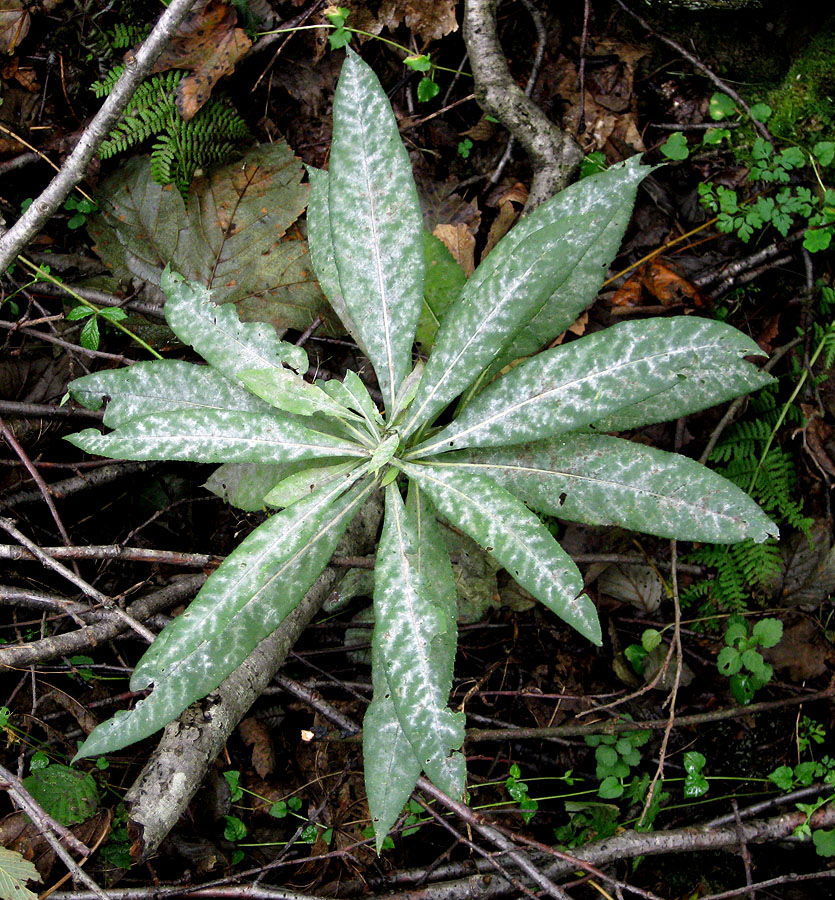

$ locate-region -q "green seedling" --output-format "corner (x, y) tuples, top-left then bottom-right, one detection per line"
(64, 49), (777, 852)
(64, 196), (97, 229)
(585, 725), (651, 799)
(505, 763), (538, 823)
(717, 615), (782, 705)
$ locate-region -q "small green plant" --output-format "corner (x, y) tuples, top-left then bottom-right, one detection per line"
(624, 627), (663, 676)
(683, 751), (709, 798)
(457, 138), (473, 159)
(554, 801), (620, 848)
(65, 304), (129, 351)
(65, 49), (778, 851)
(505, 763), (538, 823)
(585, 725), (651, 799)
(769, 760), (835, 856)
(716, 615), (782, 704)
(798, 716), (827, 755)
(100, 803), (133, 869)
(660, 91), (834, 252)
(64, 196), (97, 230)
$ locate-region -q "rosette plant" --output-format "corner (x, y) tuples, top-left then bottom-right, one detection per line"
(66, 49), (777, 848)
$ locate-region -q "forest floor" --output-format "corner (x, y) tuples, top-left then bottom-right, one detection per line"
(1, 1), (835, 898)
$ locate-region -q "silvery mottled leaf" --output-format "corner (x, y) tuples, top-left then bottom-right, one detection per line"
(65, 409), (367, 465)
(240, 367), (364, 424)
(363, 653), (422, 853)
(400, 460), (601, 644)
(329, 49), (425, 412)
(162, 271), (309, 381)
(402, 158), (652, 437)
(372, 484), (465, 797)
(306, 166), (367, 352)
(69, 359), (271, 428)
(449, 435), (778, 544)
(414, 317), (768, 454)
(75, 475), (375, 760)
(264, 460), (360, 508)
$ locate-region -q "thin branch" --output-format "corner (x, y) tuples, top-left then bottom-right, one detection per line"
(418, 777), (574, 900)
(0, 764), (109, 900)
(0, 543), (220, 568)
(0, 574), (205, 667)
(612, 0), (773, 143)
(0, 517), (155, 643)
(0, 0), (199, 269)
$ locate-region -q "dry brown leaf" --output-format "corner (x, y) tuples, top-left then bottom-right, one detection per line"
(483, 202), (518, 258)
(0, 1), (29, 54)
(763, 617), (835, 681)
(462, 114), (496, 142)
(433, 223), (475, 277)
(150, 0), (252, 120)
(239, 717), (275, 777)
(611, 274), (643, 307)
(640, 260), (703, 306)
(378, 0), (458, 42)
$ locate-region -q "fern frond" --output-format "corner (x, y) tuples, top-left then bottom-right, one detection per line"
(92, 67), (251, 196)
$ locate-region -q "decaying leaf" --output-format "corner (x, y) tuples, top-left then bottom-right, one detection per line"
(777, 519), (835, 607)
(598, 563), (663, 613)
(433, 223), (475, 277)
(88, 143), (333, 334)
(0, 1), (29, 54)
(762, 616), (835, 681)
(239, 717), (275, 777)
(150, 0), (252, 120)
(377, 0), (458, 42)
(612, 260), (704, 308)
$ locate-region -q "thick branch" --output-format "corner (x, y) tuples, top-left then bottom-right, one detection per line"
(463, 0), (582, 210)
(0, 0), (198, 270)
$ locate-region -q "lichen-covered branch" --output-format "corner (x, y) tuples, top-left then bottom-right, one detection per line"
(463, 0), (583, 210)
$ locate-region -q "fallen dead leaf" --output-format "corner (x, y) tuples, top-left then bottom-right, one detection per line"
(611, 274), (643, 307)
(640, 260), (704, 306)
(0, 1), (29, 54)
(378, 0), (458, 42)
(433, 223), (475, 277)
(238, 717), (275, 778)
(762, 617), (835, 682)
(150, 0), (252, 120)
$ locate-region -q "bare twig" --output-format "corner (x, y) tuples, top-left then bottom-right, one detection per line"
(417, 777), (574, 900)
(0, 574), (205, 667)
(0, 763), (109, 900)
(0, 517), (156, 643)
(0, 416), (75, 556)
(0, 543), (220, 568)
(0, 0), (199, 269)
(638, 540), (683, 828)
